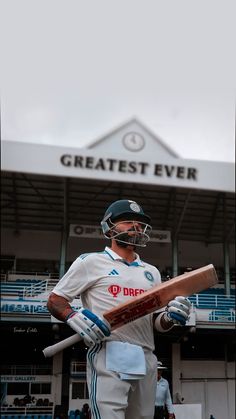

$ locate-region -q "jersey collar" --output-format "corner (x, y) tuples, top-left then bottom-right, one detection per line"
(104, 246), (144, 267)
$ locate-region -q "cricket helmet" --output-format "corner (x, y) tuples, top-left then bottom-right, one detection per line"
(101, 199), (151, 247)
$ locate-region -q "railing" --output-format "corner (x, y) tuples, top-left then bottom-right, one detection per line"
(0, 281), (48, 298)
(7, 271), (59, 280)
(0, 276), (59, 299)
(189, 293), (235, 309)
(0, 405), (53, 418)
(208, 309), (235, 322)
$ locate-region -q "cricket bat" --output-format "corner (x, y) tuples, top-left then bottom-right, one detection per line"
(43, 264), (218, 358)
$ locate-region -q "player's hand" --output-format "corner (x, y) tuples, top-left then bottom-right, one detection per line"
(169, 414), (175, 419)
(66, 308), (111, 346)
(166, 296), (191, 326)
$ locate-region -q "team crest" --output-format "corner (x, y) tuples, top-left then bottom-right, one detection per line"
(144, 271), (154, 282)
(129, 201), (141, 213)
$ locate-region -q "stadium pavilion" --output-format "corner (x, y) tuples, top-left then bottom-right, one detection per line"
(1, 118), (235, 419)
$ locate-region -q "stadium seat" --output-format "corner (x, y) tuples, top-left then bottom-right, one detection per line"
(69, 410), (75, 419)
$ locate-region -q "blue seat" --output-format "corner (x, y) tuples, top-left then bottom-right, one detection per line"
(69, 411), (75, 419)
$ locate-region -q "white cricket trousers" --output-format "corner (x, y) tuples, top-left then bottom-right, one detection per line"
(87, 342), (157, 419)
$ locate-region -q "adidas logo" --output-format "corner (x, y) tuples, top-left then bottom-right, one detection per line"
(108, 269), (119, 276)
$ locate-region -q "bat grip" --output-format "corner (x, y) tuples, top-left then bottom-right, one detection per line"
(43, 333), (81, 358)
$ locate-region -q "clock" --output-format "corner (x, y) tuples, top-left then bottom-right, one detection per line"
(122, 132), (145, 152)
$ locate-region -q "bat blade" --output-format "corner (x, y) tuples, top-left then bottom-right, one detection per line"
(43, 264), (218, 357)
(104, 264), (218, 329)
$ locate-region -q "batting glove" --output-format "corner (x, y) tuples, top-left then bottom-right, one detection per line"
(166, 296), (191, 326)
(66, 308), (111, 346)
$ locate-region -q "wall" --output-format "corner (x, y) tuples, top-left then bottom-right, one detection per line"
(173, 404), (202, 419)
(180, 360), (235, 419)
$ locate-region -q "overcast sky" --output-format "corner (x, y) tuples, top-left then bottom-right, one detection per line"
(1, 0), (235, 162)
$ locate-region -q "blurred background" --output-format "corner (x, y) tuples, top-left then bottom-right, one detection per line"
(0, 2), (235, 419)
(1, 0), (235, 162)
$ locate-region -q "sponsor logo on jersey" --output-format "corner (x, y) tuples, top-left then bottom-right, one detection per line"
(144, 271), (154, 282)
(108, 284), (122, 297)
(108, 284), (145, 298)
(108, 269), (120, 276)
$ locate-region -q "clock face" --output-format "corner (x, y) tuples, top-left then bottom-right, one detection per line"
(122, 132), (145, 151)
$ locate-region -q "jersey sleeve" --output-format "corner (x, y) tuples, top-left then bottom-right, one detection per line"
(51, 256), (91, 302)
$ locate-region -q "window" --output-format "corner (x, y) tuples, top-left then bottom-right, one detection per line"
(7, 383), (29, 395)
(72, 382), (89, 399)
(31, 383), (51, 394)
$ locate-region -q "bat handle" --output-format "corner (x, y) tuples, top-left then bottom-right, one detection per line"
(43, 333), (81, 358)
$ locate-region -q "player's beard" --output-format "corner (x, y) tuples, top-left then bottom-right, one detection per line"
(114, 235), (136, 249)
(113, 228), (138, 248)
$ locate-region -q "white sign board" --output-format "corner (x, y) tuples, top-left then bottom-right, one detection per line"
(2, 140), (235, 193)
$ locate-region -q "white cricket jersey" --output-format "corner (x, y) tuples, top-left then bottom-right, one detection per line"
(52, 246), (161, 351)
